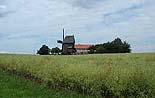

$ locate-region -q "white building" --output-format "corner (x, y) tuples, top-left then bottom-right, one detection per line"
(75, 44), (92, 54)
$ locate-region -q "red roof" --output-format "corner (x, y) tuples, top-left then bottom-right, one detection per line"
(75, 44), (92, 49)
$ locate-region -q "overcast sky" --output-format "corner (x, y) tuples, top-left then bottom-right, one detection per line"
(0, 0), (155, 54)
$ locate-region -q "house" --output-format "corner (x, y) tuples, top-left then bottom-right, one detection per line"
(75, 44), (92, 54)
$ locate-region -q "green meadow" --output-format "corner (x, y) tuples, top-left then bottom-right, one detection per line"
(0, 53), (155, 98)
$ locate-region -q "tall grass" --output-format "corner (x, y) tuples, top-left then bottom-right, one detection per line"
(0, 69), (92, 98)
(0, 53), (155, 98)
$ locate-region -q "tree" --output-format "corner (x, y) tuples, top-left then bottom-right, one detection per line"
(96, 46), (105, 53)
(112, 38), (123, 45)
(122, 41), (131, 53)
(88, 45), (96, 54)
(51, 47), (61, 55)
(88, 38), (131, 54)
(37, 45), (50, 55)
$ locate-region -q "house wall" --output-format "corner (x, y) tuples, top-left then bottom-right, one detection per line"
(76, 48), (90, 54)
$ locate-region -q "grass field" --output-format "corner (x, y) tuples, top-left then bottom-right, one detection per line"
(0, 53), (155, 98)
(0, 69), (92, 98)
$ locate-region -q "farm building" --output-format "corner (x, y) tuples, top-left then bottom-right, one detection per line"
(75, 44), (92, 54)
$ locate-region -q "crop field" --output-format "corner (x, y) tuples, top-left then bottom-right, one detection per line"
(0, 69), (91, 98)
(0, 53), (155, 98)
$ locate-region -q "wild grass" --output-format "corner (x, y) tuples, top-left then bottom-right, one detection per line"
(0, 68), (92, 98)
(0, 53), (155, 98)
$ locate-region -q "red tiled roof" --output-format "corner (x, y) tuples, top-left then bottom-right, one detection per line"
(75, 44), (92, 49)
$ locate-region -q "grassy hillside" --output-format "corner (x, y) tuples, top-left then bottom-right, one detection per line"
(0, 69), (92, 98)
(0, 53), (155, 98)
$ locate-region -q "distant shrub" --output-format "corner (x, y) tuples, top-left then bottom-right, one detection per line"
(51, 47), (61, 55)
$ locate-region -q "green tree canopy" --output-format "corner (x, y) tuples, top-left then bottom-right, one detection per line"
(51, 47), (61, 55)
(37, 45), (50, 55)
(89, 38), (131, 54)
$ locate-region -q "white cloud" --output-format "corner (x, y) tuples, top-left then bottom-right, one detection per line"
(0, 51), (9, 53)
(0, 0), (155, 53)
(0, 5), (7, 17)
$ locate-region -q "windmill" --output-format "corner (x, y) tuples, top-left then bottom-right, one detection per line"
(57, 28), (65, 44)
(57, 29), (76, 55)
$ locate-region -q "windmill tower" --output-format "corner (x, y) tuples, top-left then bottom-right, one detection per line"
(63, 28), (65, 41)
(57, 29), (75, 55)
(57, 29), (65, 54)
(57, 28), (65, 44)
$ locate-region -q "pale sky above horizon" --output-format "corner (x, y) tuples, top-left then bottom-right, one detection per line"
(0, 0), (155, 54)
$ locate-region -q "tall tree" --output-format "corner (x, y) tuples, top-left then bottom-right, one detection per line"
(37, 45), (50, 55)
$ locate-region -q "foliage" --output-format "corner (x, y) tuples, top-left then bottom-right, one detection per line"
(89, 38), (131, 54)
(37, 45), (50, 55)
(0, 53), (155, 98)
(51, 47), (61, 55)
(0, 69), (91, 98)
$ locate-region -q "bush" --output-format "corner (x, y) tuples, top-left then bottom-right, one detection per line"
(37, 45), (50, 55)
(89, 38), (131, 53)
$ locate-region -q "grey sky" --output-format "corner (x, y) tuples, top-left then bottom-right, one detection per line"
(0, 0), (155, 54)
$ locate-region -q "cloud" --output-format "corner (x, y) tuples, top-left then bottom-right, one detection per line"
(0, 5), (7, 17)
(0, 0), (155, 53)
(0, 51), (10, 53)
(61, 0), (104, 9)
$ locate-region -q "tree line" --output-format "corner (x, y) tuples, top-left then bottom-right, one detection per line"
(37, 38), (131, 55)
(37, 45), (61, 55)
(89, 38), (131, 54)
